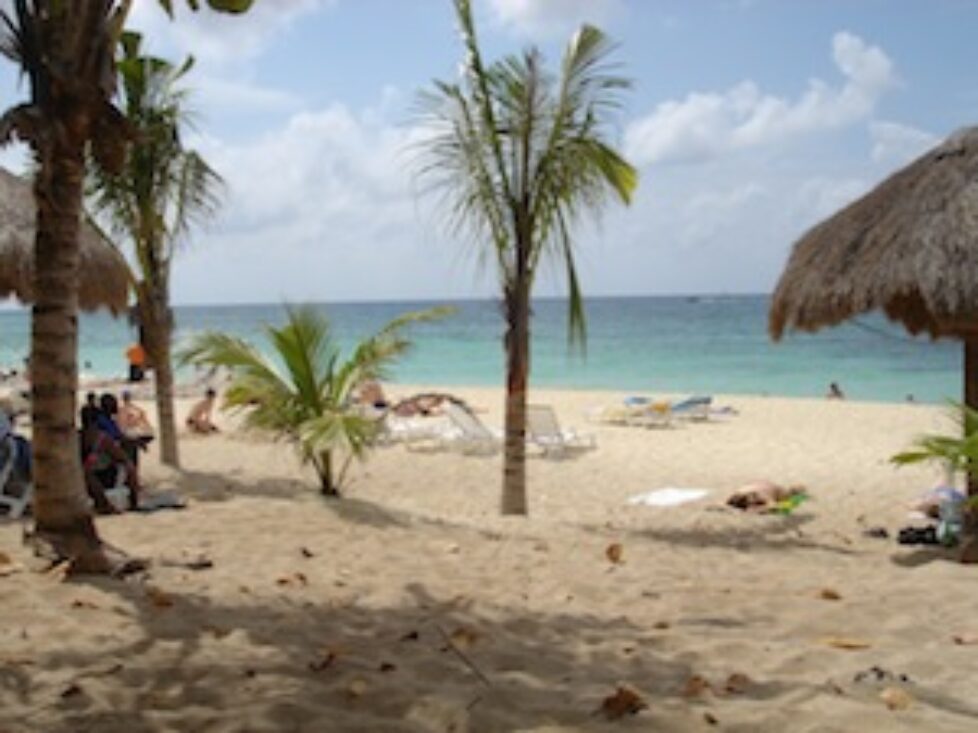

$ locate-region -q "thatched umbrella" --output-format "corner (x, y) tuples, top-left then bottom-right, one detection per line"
(769, 125), (978, 495)
(0, 166), (129, 313)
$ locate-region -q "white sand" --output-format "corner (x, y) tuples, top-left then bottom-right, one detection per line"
(2, 387), (977, 732)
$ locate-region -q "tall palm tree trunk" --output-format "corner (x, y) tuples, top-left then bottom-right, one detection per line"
(31, 139), (107, 570)
(502, 283), (530, 515)
(142, 289), (179, 467)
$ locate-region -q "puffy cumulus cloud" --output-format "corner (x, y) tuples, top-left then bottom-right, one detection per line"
(171, 98), (496, 304)
(487, 0), (622, 38)
(869, 121), (938, 165)
(625, 31), (896, 166)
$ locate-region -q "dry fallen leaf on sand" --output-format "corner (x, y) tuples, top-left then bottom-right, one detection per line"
(145, 586), (174, 608)
(819, 588), (842, 601)
(60, 683), (83, 699)
(347, 677), (368, 698)
(599, 685), (647, 720)
(45, 560), (70, 582)
(880, 686), (913, 711)
(723, 672), (753, 695)
(682, 675), (713, 698)
(605, 543), (624, 564)
(822, 637), (871, 650)
(276, 572), (308, 587)
(308, 650), (338, 672)
(449, 626), (481, 649)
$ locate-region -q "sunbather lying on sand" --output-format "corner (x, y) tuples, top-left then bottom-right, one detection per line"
(392, 393), (469, 418)
(727, 480), (807, 513)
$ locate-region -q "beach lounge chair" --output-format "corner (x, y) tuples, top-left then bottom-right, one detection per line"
(670, 395), (713, 421)
(439, 402), (500, 454)
(526, 404), (596, 457)
(0, 417), (31, 519)
(379, 413), (452, 445)
(588, 400), (672, 428)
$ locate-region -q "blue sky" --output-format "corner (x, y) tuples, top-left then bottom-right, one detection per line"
(3, 0), (977, 305)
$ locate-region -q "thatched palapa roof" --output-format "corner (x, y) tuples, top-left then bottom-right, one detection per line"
(770, 126), (978, 341)
(0, 166), (129, 314)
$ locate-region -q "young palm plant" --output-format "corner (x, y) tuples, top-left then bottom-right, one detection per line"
(413, 0), (637, 515)
(0, 0), (251, 572)
(892, 402), (978, 483)
(89, 31), (223, 471)
(179, 305), (451, 496)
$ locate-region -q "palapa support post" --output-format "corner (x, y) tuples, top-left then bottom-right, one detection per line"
(966, 337), (978, 498)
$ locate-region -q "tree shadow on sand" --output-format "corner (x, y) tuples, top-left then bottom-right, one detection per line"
(582, 513), (860, 557)
(166, 469), (311, 504)
(3, 577), (716, 732)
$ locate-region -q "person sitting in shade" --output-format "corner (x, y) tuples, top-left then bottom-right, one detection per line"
(826, 382), (845, 400)
(79, 405), (141, 514)
(186, 388), (219, 434)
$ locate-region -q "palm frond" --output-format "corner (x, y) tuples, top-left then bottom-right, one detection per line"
(412, 7), (635, 347)
(179, 304), (452, 492)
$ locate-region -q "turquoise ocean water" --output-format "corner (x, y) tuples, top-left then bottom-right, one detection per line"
(0, 296), (962, 403)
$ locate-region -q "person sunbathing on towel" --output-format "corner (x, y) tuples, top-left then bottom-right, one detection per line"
(727, 480), (806, 513)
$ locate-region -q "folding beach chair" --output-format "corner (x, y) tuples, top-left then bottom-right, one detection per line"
(526, 404), (596, 457)
(440, 402), (501, 454)
(670, 395), (713, 421)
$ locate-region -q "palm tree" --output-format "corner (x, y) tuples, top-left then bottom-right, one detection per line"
(0, 0), (251, 573)
(89, 31), (222, 470)
(179, 305), (452, 496)
(414, 0), (637, 515)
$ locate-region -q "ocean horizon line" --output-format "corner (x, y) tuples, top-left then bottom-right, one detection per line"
(171, 292), (774, 311)
(2, 292), (773, 312)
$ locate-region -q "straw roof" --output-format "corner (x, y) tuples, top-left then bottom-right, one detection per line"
(0, 166), (130, 314)
(770, 126), (978, 341)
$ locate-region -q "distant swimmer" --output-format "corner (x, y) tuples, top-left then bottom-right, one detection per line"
(826, 382), (845, 399)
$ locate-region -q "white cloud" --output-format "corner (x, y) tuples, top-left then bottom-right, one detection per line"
(487, 0), (622, 37)
(127, 0), (335, 66)
(625, 31), (896, 166)
(171, 97), (490, 304)
(192, 76), (301, 114)
(869, 121), (938, 165)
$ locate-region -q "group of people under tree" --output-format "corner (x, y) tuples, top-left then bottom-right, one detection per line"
(79, 391), (153, 514)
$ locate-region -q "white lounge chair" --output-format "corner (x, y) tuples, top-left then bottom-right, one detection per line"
(440, 402), (500, 454)
(379, 413), (452, 445)
(526, 404), (595, 457)
(670, 395), (713, 421)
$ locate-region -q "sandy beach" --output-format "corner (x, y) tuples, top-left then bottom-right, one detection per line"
(2, 387), (977, 732)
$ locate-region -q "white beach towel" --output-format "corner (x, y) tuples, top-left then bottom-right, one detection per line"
(627, 488), (711, 507)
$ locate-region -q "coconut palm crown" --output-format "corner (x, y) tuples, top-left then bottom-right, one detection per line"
(88, 31), (223, 471)
(413, 0), (637, 515)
